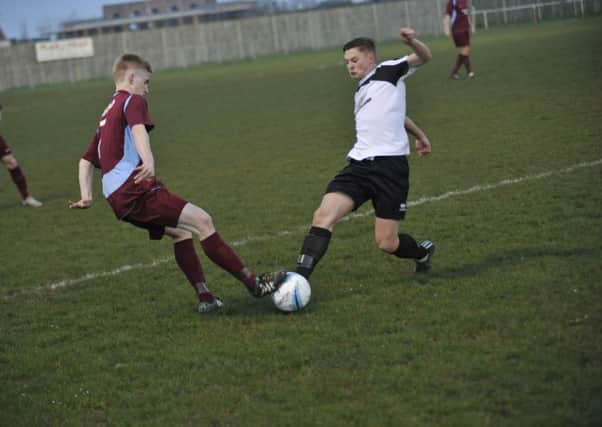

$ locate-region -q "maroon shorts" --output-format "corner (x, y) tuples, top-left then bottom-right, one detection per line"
(122, 186), (188, 240)
(0, 135), (12, 158)
(452, 30), (470, 47)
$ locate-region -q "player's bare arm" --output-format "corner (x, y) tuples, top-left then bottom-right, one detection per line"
(400, 27), (432, 67)
(68, 158), (94, 209)
(131, 123), (155, 184)
(405, 116), (431, 158)
(464, 9), (474, 33)
(443, 15), (451, 37)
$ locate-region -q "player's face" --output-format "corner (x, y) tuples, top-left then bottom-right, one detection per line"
(131, 69), (151, 97)
(344, 48), (376, 81)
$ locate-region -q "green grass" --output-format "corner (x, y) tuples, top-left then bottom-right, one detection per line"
(1, 17), (601, 426)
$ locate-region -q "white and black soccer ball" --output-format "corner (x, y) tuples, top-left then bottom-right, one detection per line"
(271, 272), (311, 312)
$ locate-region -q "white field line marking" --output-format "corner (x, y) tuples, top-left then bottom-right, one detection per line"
(7, 158), (601, 299)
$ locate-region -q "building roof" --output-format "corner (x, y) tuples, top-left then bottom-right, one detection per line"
(56, 2), (256, 34)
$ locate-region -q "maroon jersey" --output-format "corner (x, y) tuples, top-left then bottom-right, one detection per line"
(0, 134), (12, 157)
(82, 90), (157, 219)
(446, 0), (471, 33)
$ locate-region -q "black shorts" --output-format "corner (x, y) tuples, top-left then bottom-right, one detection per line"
(325, 156), (409, 220)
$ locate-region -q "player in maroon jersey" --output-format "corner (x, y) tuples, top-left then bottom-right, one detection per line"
(0, 105), (43, 208)
(69, 54), (284, 313)
(444, 0), (475, 79)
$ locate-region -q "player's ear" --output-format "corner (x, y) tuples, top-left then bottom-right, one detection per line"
(368, 51), (376, 64)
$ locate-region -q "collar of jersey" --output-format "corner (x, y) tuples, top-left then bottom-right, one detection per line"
(357, 66), (378, 90)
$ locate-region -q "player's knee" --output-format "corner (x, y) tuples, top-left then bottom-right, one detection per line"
(2, 155), (17, 169)
(312, 207), (333, 228)
(195, 211), (214, 234)
(170, 228), (193, 242)
(376, 235), (398, 253)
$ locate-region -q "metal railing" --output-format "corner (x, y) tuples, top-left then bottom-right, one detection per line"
(472, 0), (586, 30)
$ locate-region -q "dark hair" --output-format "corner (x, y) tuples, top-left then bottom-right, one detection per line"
(343, 37), (376, 53)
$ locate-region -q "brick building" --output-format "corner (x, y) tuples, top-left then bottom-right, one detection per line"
(56, 0), (258, 39)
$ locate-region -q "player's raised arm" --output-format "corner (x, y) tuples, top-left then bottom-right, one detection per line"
(400, 27), (432, 67)
(68, 158), (94, 209)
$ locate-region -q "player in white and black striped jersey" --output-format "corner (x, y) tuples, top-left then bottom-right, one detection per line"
(295, 28), (435, 281)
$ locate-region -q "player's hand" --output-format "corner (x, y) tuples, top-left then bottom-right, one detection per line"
(68, 199), (92, 209)
(415, 136), (431, 158)
(133, 162), (155, 184)
(400, 28), (416, 44)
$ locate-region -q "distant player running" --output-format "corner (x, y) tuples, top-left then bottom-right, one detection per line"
(444, 0), (475, 79)
(294, 28), (435, 281)
(69, 54), (284, 313)
(0, 105), (43, 208)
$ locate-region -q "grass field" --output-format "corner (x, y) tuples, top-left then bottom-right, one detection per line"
(1, 16), (601, 426)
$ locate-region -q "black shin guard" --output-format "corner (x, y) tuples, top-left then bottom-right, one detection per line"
(393, 233), (426, 259)
(296, 226), (332, 279)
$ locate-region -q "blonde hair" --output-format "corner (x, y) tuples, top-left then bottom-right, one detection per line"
(112, 54), (152, 82)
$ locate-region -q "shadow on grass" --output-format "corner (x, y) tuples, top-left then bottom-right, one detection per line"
(426, 246), (600, 281)
(0, 192), (70, 210)
(158, 294), (319, 321)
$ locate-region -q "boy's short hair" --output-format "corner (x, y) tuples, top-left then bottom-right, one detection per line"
(343, 37), (376, 53)
(113, 54), (152, 82)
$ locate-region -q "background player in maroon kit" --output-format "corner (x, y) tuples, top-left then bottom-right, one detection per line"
(444, 0), (475, 79)
(0, 104), (43, 208)
(69, 54), (284, 313)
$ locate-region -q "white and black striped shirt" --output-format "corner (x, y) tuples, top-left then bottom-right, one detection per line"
(347, 56), (416, 161)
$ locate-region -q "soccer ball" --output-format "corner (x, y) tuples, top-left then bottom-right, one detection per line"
(271, 272), (311, 312)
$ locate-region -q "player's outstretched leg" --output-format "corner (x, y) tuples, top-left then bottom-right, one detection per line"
(200, 231), (285, 298)
(177, 203), (285, 298)
(296, 226), (332, 279)
(168, 230), (223, 313)
(295, 193), (352, 279)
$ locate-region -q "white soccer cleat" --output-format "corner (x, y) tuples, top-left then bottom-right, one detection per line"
(21, 196), (43, 208)
(197, 297), (224, 313)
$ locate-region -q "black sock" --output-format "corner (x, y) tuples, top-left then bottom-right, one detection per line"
(392, 233), (427, 259)
(296, 226), (332, 279)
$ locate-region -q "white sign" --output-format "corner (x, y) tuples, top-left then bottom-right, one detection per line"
(35, 37), (94, 62)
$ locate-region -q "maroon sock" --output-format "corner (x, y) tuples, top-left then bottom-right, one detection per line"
(452, 54), (463, 74)
(9, 167), (29, 199)
(200, 232), (255, 291)
(174, 239), (214, 303)
(464, 55), (472, 73)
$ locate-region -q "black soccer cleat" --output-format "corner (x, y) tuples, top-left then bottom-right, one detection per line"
(251, 270), (287, 298)
(415, 240), (435, 273)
